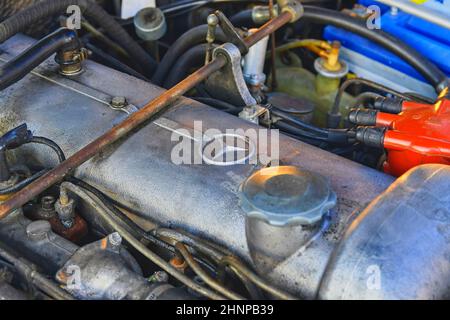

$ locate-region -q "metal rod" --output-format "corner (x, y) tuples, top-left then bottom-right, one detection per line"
(269, 0), (278, 90)
(0, 12), (293, 220)
(244, 11), (292, 48)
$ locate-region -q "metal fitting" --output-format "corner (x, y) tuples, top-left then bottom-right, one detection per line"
(239, 105), (268, 124)
(206, 43), (257, 107)
(134, 7), (167, 41)
(243, 29), (269, 87)
(107, 232), (123, 248)
(277, 0), (304, 23)
(252, 5), (279, 25)
(169, 255), (187, 273)
(214, 10), (249, 54)
(56, 47), (89, 76)
(55, 193), (76, 229)
(205, 14), (219, 64)
(314, 41), (349, 78)
(149, 271), (169, 284)
(36, 196), (57, 219)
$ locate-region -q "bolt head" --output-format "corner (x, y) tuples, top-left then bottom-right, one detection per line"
(41, 196), (56, 211)
(26, 220), (51, 241)
(207, 14), (219, 26)
(111, 96), (127, 109)
(151, 271), (169, 283)
(108, 232), (122, 247)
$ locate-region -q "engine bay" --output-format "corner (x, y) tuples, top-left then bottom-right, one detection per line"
(0, 0), (449, 301)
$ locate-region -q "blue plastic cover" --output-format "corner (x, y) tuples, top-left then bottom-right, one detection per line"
(324, 1), (450, 80)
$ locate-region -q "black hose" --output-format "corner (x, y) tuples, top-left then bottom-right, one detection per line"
(29, 136), (66, 163)
(163, 44), (209, 88)
(85, 43), (149, 81)
(271, 107), (329, 135)
(0, 0), (156, 76)
(0, 28), (77, 91)
(0, 169), (49, 195)
(230, 10), (254, 27)
(0, 135), (64, 194)
(193, 97), (242, 115)
(231, 6), (448, 93)
(354, 92), (383, 108)
(275, 121), (328, 142)
(152, 25), (227, 85)
(271, 107), (351, 144)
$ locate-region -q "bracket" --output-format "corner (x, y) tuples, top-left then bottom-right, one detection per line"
(205, 43), (257, 107)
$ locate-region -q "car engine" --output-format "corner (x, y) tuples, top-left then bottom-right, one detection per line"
(0, 0), (449, 300)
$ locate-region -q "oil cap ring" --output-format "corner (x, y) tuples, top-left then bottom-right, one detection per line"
(239, 166), (337, 227)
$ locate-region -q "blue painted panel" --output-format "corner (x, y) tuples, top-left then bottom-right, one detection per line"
(324, 1), (450, 80)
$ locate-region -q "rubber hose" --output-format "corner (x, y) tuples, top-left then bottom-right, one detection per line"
(193, 97), (242, 115)
(0, 169), (49, 195)
(85, 42), (149, 81)
(230, 6), (448, 93)
(0, 0), (157, 76)
(230, 10), (254, 27)
(229, 9), (255, 28)
(163, 44), (209, 88)
(271, 106), (329, 135)
(0, 28), (77, 91)
(275, 121), (328, 142)
(29, 136), (66, 163)
(152, 25), (227, 85)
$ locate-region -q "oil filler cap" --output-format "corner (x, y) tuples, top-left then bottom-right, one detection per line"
(240, 166), (337, 227)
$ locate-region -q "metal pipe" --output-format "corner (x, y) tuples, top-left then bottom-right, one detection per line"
(376, 0), (450, 30)
(0, 12), (294, 220)
(0, 244), (74, 300)
(219, 256), (297, 300)
(0, 28), (79, 91)
(244, 11), (292, 48)
(243, 29), (269, 86)
(58, 182), (225, 300)
(175, 242), (245, 300)
(269, 0), (278, 90)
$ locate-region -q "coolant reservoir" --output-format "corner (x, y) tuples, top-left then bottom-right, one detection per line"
(272, 54), (355, 127)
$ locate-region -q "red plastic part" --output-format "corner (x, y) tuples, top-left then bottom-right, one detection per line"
(376, 112), (399, 128)
(382, 98), (450, 176)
